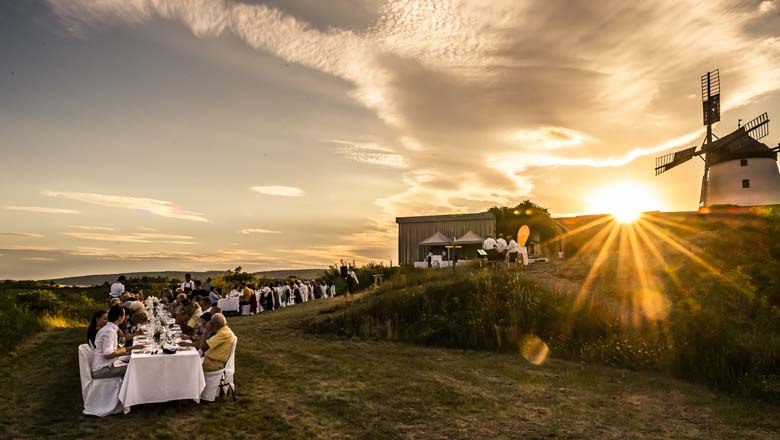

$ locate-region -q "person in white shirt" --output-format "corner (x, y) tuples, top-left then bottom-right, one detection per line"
(229, 285), (240, 299)
(496, 235), (508, 264)
(299, 281), (309, 302)
(109, 275), (126, 302)
(181, 273), (195, 294)
(506, 235), (520, 266)
(482, 235), (497, 263)
(329, 282), (336, 298)
(91, 305), (141, 379)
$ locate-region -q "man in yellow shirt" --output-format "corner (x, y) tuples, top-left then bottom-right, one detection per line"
(202, 313), (236, 372)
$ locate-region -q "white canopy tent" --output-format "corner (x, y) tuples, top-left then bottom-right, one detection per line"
(417, 232), (453, 246)
(455, 230), (484, 244)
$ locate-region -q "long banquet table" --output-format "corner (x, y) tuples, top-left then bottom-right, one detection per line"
(217, 297), (240, 314)
(118, 348), (206, 413)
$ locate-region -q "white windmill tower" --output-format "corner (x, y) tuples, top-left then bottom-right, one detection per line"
(655, 69), (780, 207)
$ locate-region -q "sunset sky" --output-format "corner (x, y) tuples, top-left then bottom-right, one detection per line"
(2, 0), (780, 279)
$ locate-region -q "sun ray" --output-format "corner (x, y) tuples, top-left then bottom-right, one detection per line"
(632, 221), (684, 293)
(544, 215), (613, 247)
(641, 213), (702, 235)
(572, 221), (621, 311)
(636, 218), (750, 294)
(570, 218), (618, 260)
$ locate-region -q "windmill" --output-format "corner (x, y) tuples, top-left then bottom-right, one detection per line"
(655, 69), (780, 207)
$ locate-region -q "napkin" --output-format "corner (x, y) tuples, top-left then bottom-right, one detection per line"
(162, 343), (179, 354)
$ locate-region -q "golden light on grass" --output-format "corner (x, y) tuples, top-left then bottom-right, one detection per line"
(520, 336), (549, 365)
(586, 181), (663, 223)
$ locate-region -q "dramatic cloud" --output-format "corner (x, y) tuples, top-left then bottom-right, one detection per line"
(4, 206), (80, 215)
(250, 186), (305, 197)
(42, 190), (209, 222)
(240, 228), (281, 235)
(46, 0), (780, 219)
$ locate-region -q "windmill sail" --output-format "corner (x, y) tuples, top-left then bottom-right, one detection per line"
(654, 146), (698, 175)
(743, 112), (769, 140)
(702, 70), (720, 126)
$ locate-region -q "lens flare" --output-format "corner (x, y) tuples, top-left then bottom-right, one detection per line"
(520, 336), (549, 365)
(586, 182), (663, 223)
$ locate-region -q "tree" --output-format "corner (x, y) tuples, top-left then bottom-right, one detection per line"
(488, 200), (558, 242)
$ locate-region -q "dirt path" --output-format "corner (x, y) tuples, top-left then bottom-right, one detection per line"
(1, 296), (778, 439)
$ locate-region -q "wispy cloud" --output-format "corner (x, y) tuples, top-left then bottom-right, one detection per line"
(331, 140), (409, 169)
(0, 232), (44, 238)
(240, 228), (281, 235)
(250, 186), (305, 197)
(63, 232), (196, 245)
(68, 225), (115, 231)
(22, 257), (56, 262)
(760, 1), (776, 14)
(4, 206), (80, 214)
(43, 190), (208, 222)
(514, 127), (588, 151)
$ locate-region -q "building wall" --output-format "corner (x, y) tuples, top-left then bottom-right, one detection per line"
(707, 158), (780, 206)
(397, 218), (495, 265)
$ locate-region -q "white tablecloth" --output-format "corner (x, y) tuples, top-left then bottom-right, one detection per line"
(118, 349), (205, 413)
(217, 297), (240, 313)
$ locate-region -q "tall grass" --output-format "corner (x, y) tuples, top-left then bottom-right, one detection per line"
(0, 286), (98, 355)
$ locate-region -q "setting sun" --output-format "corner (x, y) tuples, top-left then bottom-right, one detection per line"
(587, 182), (664, 223)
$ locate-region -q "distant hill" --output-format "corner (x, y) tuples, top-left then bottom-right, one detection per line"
(50, 268), (327, 286)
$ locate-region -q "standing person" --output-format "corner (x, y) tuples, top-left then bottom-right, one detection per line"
(496, 234), (508, 265)
(261, 283), (273, 311)
(506, 235), (520, 267)
(329, 281), (337, 298)
(291, 282), (301, 304)
(203, 277), (212, 294)
(181, 273), (195, 295)
(109, 275), (126, 304)
(300, 281), (309, 302)
(91, 305), (141, 379)
(482, 235), (497, 265)
(426, 251), (433, 268)
(346, 266), (359, 296)
(249, 284), (258, 314)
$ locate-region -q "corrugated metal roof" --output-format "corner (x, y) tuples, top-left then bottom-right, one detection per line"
(396, 212), (495, 224)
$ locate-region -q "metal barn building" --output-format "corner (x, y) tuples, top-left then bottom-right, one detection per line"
(395, 212), (496, 266)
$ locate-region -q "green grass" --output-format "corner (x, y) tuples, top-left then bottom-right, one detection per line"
(1, 297), (779, 439)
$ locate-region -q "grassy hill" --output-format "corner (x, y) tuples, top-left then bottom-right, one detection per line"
(2, 297), (779, 439)
(310, 211), (780, 396)
(49, 268), (327, 286)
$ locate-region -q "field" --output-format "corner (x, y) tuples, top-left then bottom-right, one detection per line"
(1, 295), (779, 440)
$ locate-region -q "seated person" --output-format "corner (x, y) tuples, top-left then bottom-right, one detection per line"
(176, 298), (198, 336)
(125, 311), (148, 346)
(201, 313), (236, 372)
(86, 310), (107, 348)
(91, 305), (142, 379)
(208, 286), (221, 307)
